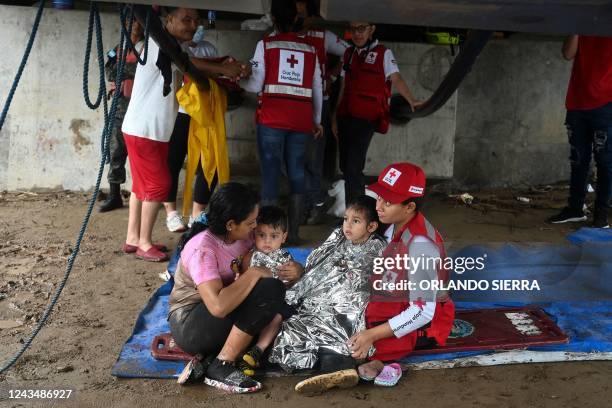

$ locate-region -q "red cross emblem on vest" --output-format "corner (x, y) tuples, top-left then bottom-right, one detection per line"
(287, 54), (299, 68)
(413, 297), (426, 310)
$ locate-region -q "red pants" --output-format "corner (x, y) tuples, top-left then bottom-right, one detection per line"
(124, 133), (171, 202)
(365, 299), (455, 362)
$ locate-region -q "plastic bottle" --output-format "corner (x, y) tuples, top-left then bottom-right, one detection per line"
(192, 25), (205, 43)
(207, 10), (216, 29)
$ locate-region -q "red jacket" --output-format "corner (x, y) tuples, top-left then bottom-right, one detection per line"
(338, 43), (391, 133)
(257, 32), (317, 133)
(566, 36), (612, 111)
(366, 213), (455, 361)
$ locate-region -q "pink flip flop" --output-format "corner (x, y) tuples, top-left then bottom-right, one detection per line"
(373, 363), (402, 387)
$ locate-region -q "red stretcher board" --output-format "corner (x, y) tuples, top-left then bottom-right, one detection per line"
(151, 307), (569, 361)
(151, 334), (192, 362)
(410, 307), (569, 355)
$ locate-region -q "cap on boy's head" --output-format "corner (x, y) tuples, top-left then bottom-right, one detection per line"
(367, 162), (426, 204)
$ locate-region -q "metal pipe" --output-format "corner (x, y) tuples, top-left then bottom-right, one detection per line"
(390, 30), (492, 121)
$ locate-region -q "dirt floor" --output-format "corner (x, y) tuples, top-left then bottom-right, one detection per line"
(0, 185), (610, 407)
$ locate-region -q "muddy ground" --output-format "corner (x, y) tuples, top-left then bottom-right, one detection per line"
(0, 185), (610, 407)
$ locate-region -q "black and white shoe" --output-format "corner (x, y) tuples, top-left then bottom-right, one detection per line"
(547, 207), (587, 224)
(204, 358), (262, 394)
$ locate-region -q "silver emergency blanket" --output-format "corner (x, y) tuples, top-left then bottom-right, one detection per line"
(249, 248), (294, 279)
(269, 228), (385, 371)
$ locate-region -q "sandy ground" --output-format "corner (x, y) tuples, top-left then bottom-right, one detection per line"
(0, 185), (610, 407)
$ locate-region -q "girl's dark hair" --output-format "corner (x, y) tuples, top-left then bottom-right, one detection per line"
(347, 195), (378, 224)
(271, 0), (297, 33)
(207, 182), (260, 235)
(176, 182), (259, 252)
(346, 195), (387, 236)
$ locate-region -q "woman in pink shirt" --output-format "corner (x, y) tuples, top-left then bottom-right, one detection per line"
(168, 182), (303, 393)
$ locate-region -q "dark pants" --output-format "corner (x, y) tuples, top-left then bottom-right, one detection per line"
(166, 112), (216, 205)
(169, 278), (286, 356)
(566, 102), (612, 211)
(338, 115), (377, 204)
(257, 124), (309, 204)
(305, 100), (330, 207)
(107, 99), (129, 185)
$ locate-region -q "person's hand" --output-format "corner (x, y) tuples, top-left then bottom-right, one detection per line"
(410, 99), (424, 112)
(240, 61), (252, 78)
(313, 123), (324, 139)
(220, 60), (244, 82)
(348, 329), (375, 359)
(222, 57), (251, 79)
(276, 261), (304, 285)
(246, 266), (272, 279)
(331, 114), (339, 142)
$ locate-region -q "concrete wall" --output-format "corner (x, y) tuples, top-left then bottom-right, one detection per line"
(453, 36), (571, 188)
(366, 42), (457, 178)
(0, 7), (123, 191)
(0, 5), (571, 191)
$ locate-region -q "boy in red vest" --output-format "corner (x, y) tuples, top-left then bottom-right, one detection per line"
(351, 162), (455, 380)
(241, 0), (323, 244)
(294, 163), (455, 394)
(332, 22), (422, 205)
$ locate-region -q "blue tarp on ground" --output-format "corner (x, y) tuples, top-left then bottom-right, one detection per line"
(111, 231), (612, 379)
(567, 227), (612, 244)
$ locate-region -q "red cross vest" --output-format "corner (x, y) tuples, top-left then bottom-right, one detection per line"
(338, 44), (392, 134)
(372, 212), (451, 303)
(304, 29), (329, 96)
(257, 33), (317, 133)
(367, 212), (454, 354)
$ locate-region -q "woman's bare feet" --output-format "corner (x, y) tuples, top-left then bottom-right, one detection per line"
(357, 359), (384, 380)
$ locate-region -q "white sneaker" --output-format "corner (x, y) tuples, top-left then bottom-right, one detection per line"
(159, 270), (172, 282)
(166, 211), (187, 233)
(188, 211), (206, 228)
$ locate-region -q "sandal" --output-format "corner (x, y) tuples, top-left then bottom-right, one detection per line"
(373, 363), (402, 387)
(359, 372), (377, 381)
(295, 369), (359, 395)
(122, 242), (168, 254)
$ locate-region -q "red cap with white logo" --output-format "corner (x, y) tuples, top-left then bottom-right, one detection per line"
(367, 162), (426, 204)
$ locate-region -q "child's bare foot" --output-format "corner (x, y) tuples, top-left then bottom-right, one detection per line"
(357, 360), (384, 380)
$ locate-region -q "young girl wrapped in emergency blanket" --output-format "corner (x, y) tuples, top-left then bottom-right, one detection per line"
(269, 195), (386, 371)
